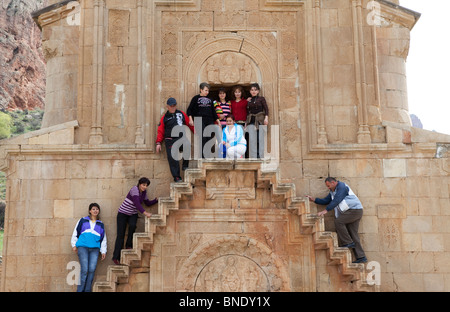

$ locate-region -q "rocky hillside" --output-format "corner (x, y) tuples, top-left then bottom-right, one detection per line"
(0, 0), (47, 111)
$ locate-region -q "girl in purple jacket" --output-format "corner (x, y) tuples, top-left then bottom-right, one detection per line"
(112, 177), (158, 264)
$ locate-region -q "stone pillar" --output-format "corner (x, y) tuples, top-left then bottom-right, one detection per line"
(89, 0), (105, 145)
(314, 0), (328, 145)
(135, 0), (146, 146)
(352, 0), (372, 144)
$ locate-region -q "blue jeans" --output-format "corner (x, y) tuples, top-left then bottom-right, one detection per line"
(77, 247), (100, 292)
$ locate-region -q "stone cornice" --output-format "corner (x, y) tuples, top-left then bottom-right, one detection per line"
(31, 0), (79, 29)
(376, 0), (421, 30)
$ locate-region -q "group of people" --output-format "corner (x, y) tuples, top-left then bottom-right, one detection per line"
(69, 83), (366, 292)
(71, 178), (158, 292)
(70, 175), (367, 292)
(156, 82), (269, 183)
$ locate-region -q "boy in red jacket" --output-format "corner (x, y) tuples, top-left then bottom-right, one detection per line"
(156, 98), (194, 182)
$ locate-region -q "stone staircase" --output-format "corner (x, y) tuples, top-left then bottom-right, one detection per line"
(93, 159), (378, 292)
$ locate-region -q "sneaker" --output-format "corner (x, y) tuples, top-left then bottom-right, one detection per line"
(112, 259), (120, 265)
(342, 242), (356, 248)
(174, 177), (183, 183)
(353, 257), (368, 263)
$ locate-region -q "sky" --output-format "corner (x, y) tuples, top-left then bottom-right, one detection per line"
(401, 0), (450, 135)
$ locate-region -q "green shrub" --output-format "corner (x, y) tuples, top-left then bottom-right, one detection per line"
(1, 109), (44, 137)
(0, 111), (12, 140)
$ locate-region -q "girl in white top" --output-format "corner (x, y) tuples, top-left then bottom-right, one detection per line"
(222, 114), (247, 159)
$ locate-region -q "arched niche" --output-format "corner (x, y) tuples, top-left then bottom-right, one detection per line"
(176, 235), (290, 292)
(183, 35), (278, 125)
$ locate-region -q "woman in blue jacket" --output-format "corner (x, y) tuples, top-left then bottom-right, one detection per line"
(71, 203), (107, 292)
(222, 114), (247, 159)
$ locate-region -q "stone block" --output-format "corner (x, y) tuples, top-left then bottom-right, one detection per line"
(41, 160), (67, 180)
(36, 236), (62, 254)
(27, 200), (53, 219)
(48, 128), (74, 145)
(423, 274), (445, 292)
(402, 233), (421, 251)
(28, 134), (49, 145)
(385, 126), (403, 143)
(46, 218), (65, 237)
(391, 273), (423, 292)
(421, 234), (444, 252)
(383, 159), (406, 178)
(67, 160), (88, 179)
(360, 215), (378, 234)
(409, 252), (434, 273)
(16, 256), (44, 277)
(418, 198), (441, 216)
(70, 179), (98, 199)
(403, 216), (433, 233)
(302, 160), (329, 178)
(44, 179), (70, 200)
(97, 179), (124, 200)
(377, 204), (406, 219)
(18, 161), (42, 180)
(54, 200), (74, 219)
(406, 177), (431, 198)
(329, 159), (355, 178)
(86, 160), (112, 179)
(433, 252), (450, 273)
(355, 159), (382, 178)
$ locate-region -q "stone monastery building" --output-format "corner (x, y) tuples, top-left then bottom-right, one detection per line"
(1, 0), (450, 292)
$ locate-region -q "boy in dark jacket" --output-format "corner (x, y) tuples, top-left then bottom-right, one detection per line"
(187, 82), (220, 158)
(156, 97), (194, 182)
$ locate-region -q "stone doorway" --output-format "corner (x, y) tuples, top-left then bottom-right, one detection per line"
(183, 41), (277, 159)
(181, 35), (277, 128)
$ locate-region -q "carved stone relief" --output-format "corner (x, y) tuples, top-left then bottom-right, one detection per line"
(199, 52), (258, 85)
(380, 219), (402, 251)
(176, 235), (290, 292)
(195, 255), (269, 292)
(108, 9), (130, 47)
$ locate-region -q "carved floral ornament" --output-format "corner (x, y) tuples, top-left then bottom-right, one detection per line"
(176, 235), (290, 292)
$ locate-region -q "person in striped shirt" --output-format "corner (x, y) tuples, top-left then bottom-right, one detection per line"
(214, 87), (232, 128)
(112, 177), (157, 264)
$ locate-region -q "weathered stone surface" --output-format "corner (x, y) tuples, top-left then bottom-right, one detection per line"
(1, 0), (450, 293)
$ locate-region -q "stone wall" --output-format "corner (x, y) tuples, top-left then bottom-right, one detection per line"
(1, 0), (450, 292)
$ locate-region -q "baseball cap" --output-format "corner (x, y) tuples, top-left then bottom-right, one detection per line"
(167, 97), (177, 106)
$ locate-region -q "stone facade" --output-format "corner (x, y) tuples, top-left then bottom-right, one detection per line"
(1, 0), (450, 292)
